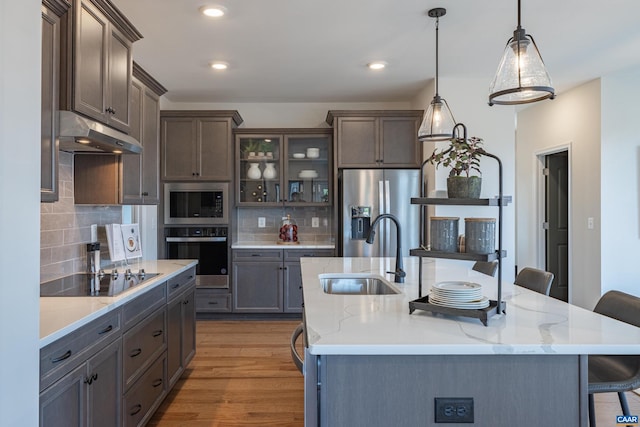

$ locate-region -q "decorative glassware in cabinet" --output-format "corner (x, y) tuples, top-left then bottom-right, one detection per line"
(285, 135), (330, 204)
(238, 136), (281, 204)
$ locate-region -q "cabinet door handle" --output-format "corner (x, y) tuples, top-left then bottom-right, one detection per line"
(98, 325), (113, 335)
(142, 192), (149, 196)
(152, 378), (163, 388)
(129, 404), (142, 416)
(183, 299), (190, 305)
(51, 350), (72, 363)
(129, 348), (142, 358)
(152, 329), (163, 337)
(84, 373), (98, 384)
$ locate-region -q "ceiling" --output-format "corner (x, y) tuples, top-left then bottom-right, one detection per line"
(111, 0), (640, 104)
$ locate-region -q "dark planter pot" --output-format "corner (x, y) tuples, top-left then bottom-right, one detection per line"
(447, 176), (482, 199)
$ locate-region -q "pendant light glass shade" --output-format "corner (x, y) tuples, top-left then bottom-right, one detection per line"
(488, 0), (554, 106)
(418, 8), (456, 142)
(418, 95), (456, 141)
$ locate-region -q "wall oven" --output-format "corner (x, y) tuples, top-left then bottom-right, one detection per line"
(164, 182), (229, 225)
(165, 226), (229, 288)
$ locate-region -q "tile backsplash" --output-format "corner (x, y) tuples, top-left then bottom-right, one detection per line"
(40, 151), (122, 282)
(235, 206), (333, 244)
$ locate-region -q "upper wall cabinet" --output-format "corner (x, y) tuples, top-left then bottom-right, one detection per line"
(60, 0), (142, 133)
(41, 0), (70, 202)
(235, 129), (332, 206)
(121, 63), (167, 205)
(326, 110), (423, 169)
(160, 111), (244, 182)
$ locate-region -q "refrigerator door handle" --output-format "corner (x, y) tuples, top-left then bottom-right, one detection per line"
(384, 180), (390, 214)
(378, 180), (384, 213)
(384, 180), (391, 254)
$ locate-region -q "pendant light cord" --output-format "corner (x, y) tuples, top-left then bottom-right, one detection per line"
(517, 0), (522, 29)
(435, 15), (440, 96)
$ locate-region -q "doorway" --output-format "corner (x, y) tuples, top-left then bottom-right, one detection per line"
(543, 150), (569, 301)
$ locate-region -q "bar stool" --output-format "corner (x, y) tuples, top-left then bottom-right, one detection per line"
(471, 261), (498, 277)
(514, 267), (554, 296)
(588, 290), (640, 427)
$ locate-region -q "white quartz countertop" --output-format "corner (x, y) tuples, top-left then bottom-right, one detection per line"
(40, 259), (197, 347)
(301, 257), (640, 356)
(232, 241), (334, 250)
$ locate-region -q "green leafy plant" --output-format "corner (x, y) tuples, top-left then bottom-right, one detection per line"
(242, 139), (261, 155)
(425, 136), (485, 178)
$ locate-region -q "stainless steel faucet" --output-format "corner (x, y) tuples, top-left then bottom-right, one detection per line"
(365, 214), (406, 283)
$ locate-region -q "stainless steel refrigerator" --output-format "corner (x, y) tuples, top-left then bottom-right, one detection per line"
(339, 169), (420, 257)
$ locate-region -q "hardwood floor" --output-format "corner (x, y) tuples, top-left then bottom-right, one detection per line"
(149, 320), (640, 426)
(148, 320), (304, 427)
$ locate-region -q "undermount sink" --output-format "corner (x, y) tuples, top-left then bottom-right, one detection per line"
(319, 274), (400, 295)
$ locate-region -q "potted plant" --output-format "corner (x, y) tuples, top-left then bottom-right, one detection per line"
(242, 139), (261, 159)
(425, 134), (485, 198)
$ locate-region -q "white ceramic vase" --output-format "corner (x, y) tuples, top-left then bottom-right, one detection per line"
(263, 163), (277, 179)
(247, 163), (262, 179)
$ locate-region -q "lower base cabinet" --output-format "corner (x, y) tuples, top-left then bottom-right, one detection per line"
(40, 338), (122, 427)
(40, 266), (197, 427)
(232, 249), (334, 313)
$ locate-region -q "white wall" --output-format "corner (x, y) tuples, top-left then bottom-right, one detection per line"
(412, 77), (517, 285)
(0, 0), (41, 424)
(601, 66), (640, 297)
(517, 80), (602, 309)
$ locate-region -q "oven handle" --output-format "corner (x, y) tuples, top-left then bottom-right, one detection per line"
(165, 237), (227, 243)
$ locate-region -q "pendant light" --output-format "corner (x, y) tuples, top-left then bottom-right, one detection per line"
(418, 8), (456, 142)
(488, 0), (554, 106)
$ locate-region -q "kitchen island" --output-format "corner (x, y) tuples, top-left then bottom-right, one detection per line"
(300, 257), (640, 427)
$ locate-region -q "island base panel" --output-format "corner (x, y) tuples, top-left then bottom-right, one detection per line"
(305, 353), (587, 427)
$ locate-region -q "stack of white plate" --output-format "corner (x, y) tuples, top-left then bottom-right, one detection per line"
(298, 170), (318, 178)
(429, 281), (489, 309)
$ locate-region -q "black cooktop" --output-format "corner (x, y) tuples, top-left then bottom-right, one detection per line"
(40, 272), (160, 297)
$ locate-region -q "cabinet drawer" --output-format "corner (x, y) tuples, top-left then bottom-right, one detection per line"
(233, 249), (282, 262)
(195, 289), (231, 312)
(167, 267), (196, 301)
(40, 309), (121, 391)
(123, 307), (167, 391)
(123, 284), (166, 330)
(123, 352), (167, 427)
(284, 249), (334, 262)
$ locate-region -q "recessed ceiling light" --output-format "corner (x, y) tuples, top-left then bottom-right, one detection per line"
(200, 5), (226, 18)
(210, 62), (228, 70)
(368, 61), (387, 70)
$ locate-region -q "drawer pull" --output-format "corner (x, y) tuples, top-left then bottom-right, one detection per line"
(250, 254), (261, 257)
(152, 378), (163, 388)
(98, 325), (113, 335)
(51, 350), (72, 363)
(152, 329), (163, 337)
(130, 348), (142, 358)
(171, 283), (180, 290)
(129, 404), (142, 416)
(208, 301), (219, 305)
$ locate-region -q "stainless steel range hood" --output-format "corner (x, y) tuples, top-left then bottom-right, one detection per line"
(58, 111), (142, 154)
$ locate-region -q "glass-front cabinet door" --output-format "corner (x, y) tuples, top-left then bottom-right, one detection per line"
(235, 131), (331, 206)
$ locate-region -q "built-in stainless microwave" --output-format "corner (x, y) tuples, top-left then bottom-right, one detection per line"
(164, 182), (229, 225)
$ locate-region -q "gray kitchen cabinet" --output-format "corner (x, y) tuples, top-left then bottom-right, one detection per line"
(41, 0), (69, 202)
(122, 352), (166, 427)
(284, 249), (334, 313)
(232, 249), (334, 313)
(61, 0), (142, 133)
(160, 110), (243, 181)
(232, 250), (284, 313)
(235, 129), (332, 206)
(167, 270), (196, 388)
(326, 110), (423, 168)
(39, 309), (123, 427)
(195, 288), (232, 313)
(121, 63), (167, 205)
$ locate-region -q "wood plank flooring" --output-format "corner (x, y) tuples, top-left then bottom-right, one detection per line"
(149, 320), (640, 427)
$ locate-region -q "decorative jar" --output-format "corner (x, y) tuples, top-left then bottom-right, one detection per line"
(247, 163), (261, 179)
